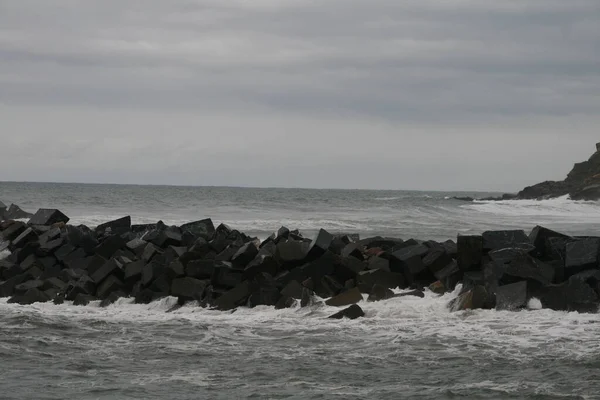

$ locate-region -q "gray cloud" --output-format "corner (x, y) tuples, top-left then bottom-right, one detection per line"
(0, 0), (599, 190)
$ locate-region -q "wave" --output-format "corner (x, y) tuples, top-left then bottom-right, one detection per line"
(465, 195), (600, 220)
(373, 197), (401, 201)
(1, 287), (599, 364)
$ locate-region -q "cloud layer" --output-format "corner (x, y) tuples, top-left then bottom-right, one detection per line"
(1, 0), (599, 190)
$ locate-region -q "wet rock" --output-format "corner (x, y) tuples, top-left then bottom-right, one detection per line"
(496, 281), (528, 311)
(319, 275), (345, 298)
(538, 278), (599, 312)
(333, 256), (367, 284)
(42, 277), (68, 292)
(211, 263), (243, 289)
(248, 280), (280, 307)
(8, 288), (50, 305)
(429, 280), (446, 294)
(306, 229), (334, 261)
(281, 280), (304, 299)
(14, 279), (45, 294)
(482, 230), (530, 251)
(529, 226), (572, 259)
(149, 229), (183, 249)
(91, 258), (122, 284)
(457, 235), (483, 271)
(39, 237), (65, 255)
(368, 256), (390, 271)
(99, 291), (127, 307)
(134, 288), (167, 304)
(276, 240), (310, 268)
(96, 275), (124, 299)
(73, 293), (97, 306)
(28, 209), (70, 226)
(325, 287), (362, 307)
(300, 252), (337, 284)
(341, 243), (364, 260)
(357, 268), (405, 290)
(94, 235), (126, 260)
(214, 280), (257, 311)
(185, 259), (215, 279)
(275, 295), (296, 309)
(181, 219), (215, 241)
(0, 274), (28, 297)
(244, 255), (278, 280)
(53, 243), (75, 263)
(6, 204), (33, 220)
(66, 276), (96, 301)
(9, 227), (38, 252)
(232, 242), (259, 269)
(66, 225), (98, 254)
(422, 248), (452, 276)
(126, 238), (147, 254)
(141, 260), (165, 287)
(565, 238), (600, 277)
(449, 285), (489, 311)
(171, 277), (208, 300)
(95, 216), (131, 235)
(367, 284), (395, 302)
(396, 289), (425, 298)
(328, 304), (364, 320)
(300, 287), (314, 307)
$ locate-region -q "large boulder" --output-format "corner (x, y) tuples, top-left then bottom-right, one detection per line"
(529, 226), (573, 259)
(231, 242), (259, 269)
(28, 209), (70, 226)
(496, 281), (528, 310)
(482, 230), (530, 251)
(1, 221), (26, 241)
(367, 284), (395, 302)
(306, 229), (334, 261)
(276, 240), (310, 268)
(214, 280), (257, 310)
(325, 287), (363, 307)
(95, 216), (131, 235)
(457, 235), (483, 271)
(8, 227), (38, 252)
(357, 268), (405, 290)
(94, 235), (126, 259)
(328, 304), (364, 320)
(171, 277), (208, 300)
(5, 204), (33, 220)
(8, 288), (50, 305)
(564, 238), (600, 278)
(448, 285), (489, 311)
(538, 277), (599, 312)
(181, 219), (215, 241)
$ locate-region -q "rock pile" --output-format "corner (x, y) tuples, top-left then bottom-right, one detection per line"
(455, 143), (600, 201)
(1, 208), (599, 317)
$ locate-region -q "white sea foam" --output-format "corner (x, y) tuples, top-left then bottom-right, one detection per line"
(1, 286), (599, 363)
(466, 195), (600, 220)
(0, 250), (9, 260)
(373, 197), (402, 201)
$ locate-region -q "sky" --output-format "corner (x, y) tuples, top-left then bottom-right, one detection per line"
(0, 0), (599, 191)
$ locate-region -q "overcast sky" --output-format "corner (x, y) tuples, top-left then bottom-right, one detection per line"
(1, 0), (599, 191)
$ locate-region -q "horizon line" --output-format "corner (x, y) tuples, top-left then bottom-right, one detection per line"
(0, 179), (509, 194)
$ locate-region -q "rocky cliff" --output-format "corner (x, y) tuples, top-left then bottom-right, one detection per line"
(514, 143), (600, 201)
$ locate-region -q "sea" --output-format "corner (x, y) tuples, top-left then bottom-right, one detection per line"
(1, 181), (600, 400)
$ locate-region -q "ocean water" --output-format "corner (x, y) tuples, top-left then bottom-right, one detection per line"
(2, 182), (600, 399)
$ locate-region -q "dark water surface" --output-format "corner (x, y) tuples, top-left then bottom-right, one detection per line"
(1, 182), (600, 399)
(1, 292), (600, 400)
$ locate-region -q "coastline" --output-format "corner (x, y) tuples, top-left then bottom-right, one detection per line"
(2, 207), (599, 316)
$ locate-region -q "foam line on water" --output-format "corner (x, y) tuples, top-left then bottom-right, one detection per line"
(466, 195), (600, 219)
(1, 287), (600, 363)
